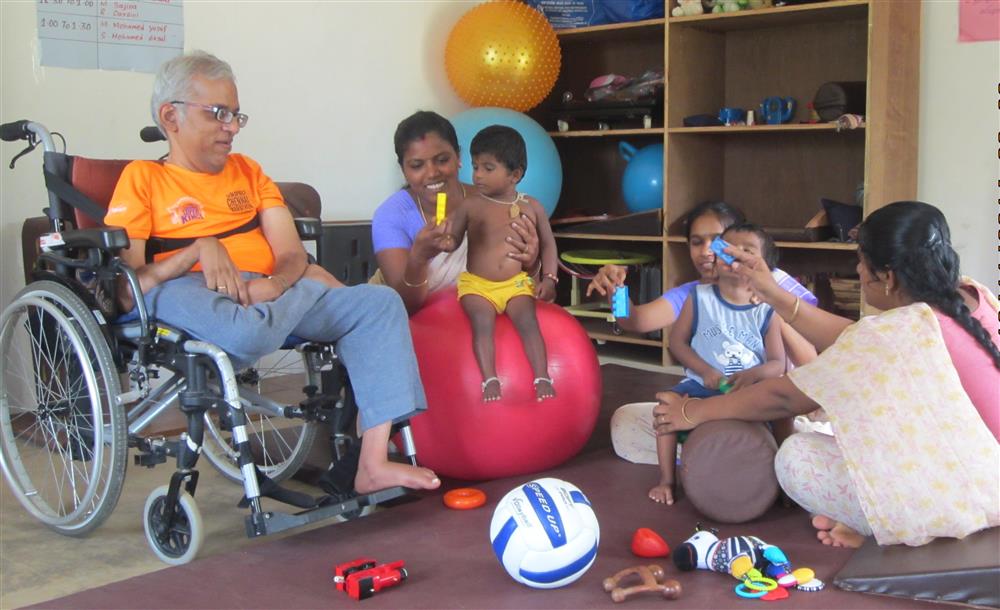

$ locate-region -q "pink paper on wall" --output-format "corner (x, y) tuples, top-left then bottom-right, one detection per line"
(959, 0), (1000, 42)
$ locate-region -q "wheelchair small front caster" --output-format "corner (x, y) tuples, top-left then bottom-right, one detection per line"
(143, 484), (204, 565)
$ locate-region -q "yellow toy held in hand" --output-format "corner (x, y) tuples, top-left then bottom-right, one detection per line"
(436, 192), (447, 225)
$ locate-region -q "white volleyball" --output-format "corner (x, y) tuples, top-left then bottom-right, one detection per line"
(489, 478), (599, 589)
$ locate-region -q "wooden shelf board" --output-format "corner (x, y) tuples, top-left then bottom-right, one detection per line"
(576, 317), (664, 347)
(556, 17), (665, 40)
(669, 0), (868, 31)
(555, 233), (664, 242)
(667, 123), (862, 134)
(550, 127), (665, 138)
(666, 235), (857, 251)
(775, 241), (858, 251)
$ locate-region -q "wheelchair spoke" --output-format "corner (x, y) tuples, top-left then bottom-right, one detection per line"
(1, 283), (126, 534)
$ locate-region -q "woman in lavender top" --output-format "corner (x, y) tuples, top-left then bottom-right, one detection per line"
(371, 111), (539, 314)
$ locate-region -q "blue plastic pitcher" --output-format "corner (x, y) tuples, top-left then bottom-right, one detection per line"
(759, 97), (796, 125)
(619, 142), (663, 213)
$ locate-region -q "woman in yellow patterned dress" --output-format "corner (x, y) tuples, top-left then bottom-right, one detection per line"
(654, 201), (1000, 548)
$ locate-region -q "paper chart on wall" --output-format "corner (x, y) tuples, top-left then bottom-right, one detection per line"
(37, 0), (183, 72)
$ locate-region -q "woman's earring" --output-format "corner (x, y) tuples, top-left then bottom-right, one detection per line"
(884, 282), (890, 296)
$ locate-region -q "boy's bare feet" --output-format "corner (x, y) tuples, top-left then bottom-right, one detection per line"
(812, 514), (865, 548)
(648, 481), (674, 505)
(355, 460), (440, 495)
(534, 377), (555, 401)
(482, 377), (502, 402)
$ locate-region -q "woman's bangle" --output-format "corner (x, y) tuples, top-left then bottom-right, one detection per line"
(542, 272), (559, 285)
(787, 296), (801, 324)
(402, 274), (428, 288)
(681, 397), (700, 426)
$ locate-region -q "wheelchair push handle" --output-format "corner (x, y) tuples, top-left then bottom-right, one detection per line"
(1, 119), (55, 149)
(1, 119), (57, 168)
(140, 125), (166, 143)
(1, 119), (31, 142)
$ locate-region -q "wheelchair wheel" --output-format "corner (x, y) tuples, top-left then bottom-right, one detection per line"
(0, 280), (126, 536)
(201, 350), (317, 484)
(143, 484), (203, 565)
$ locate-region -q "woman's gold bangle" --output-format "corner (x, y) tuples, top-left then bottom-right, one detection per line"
(681, 398), (700, 425)
(787, 296), (801, 324)
(402, 275), (428, 288)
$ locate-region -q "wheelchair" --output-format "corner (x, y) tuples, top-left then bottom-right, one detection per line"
(0, 120), (417, 564)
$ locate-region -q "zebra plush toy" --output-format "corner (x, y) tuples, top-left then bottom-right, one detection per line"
(672, 527), (790, 580)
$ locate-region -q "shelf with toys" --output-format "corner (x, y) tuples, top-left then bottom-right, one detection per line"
(526, 0), (918, 368)
(670, 0), (868, 31)
(667, 123), (859, 134)
(661, 0), (920, 339)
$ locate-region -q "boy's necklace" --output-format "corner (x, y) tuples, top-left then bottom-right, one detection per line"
(480, 191), (524, 219)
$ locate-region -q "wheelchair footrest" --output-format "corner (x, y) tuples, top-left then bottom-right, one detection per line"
(244, 486), (408, 538)
(239, 467), (317, 510)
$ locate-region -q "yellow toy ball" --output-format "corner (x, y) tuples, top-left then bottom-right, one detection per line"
(445, 1), (561, 112)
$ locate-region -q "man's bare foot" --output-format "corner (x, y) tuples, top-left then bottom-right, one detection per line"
(355, 460), (441, 495)
(648, 483), (674, 505)
(534, 377), (555, 401)
(812, 515), (865, 548)
(482, 377), (501, 402)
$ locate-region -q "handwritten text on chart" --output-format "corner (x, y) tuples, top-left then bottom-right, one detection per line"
(37, 0), (184, 72)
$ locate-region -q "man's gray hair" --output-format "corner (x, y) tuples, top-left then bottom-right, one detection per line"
(150, 51), (235, 132)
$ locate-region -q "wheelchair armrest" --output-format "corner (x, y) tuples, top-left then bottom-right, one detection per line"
(54, 227), (129, 252)
(295, 217), (321, 241)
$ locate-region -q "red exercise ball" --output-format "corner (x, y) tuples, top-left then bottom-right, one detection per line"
(409, 288), (601, 481)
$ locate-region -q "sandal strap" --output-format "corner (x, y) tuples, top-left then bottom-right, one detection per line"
(482, 377), (501, 391)
(533, 377), (553, 387)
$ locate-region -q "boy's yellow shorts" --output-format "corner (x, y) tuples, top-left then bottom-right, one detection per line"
(457, 271), (535, 313)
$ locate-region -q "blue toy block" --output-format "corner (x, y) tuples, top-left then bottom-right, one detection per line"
(612, 285), (630, 318)
(710, 235), (735, 265)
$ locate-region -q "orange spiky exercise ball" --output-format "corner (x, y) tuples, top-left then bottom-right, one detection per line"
(445, 1), (561, 112)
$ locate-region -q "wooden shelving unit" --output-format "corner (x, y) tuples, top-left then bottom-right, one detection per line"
(531, 0), (920, 368)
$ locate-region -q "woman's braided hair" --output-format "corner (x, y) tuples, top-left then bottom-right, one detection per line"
(859, 201), (1000, 369)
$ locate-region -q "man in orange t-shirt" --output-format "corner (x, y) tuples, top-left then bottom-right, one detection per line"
(105, 51), (440, 496)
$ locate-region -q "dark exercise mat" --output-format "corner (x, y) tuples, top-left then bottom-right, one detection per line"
(835, 526), (1000, 609)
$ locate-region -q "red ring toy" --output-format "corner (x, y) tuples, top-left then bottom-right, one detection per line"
(443, 487), (487, 510)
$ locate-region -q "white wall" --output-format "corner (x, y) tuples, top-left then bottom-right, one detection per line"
(919, 0), (999, 289)
(2, 0), (997, 305)
(0, 0), (472, 306)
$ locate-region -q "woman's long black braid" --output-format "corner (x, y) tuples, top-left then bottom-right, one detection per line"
(859, 201), (1000, 369)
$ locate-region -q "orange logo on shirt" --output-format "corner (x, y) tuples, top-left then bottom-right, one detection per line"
(167, 197), (205, 225)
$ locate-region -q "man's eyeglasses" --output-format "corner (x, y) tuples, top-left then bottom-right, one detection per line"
(170, 101), (249, 127)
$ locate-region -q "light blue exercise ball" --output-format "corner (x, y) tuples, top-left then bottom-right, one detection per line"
(452, 107), (562, 217)
(619, 142), (663, 213)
